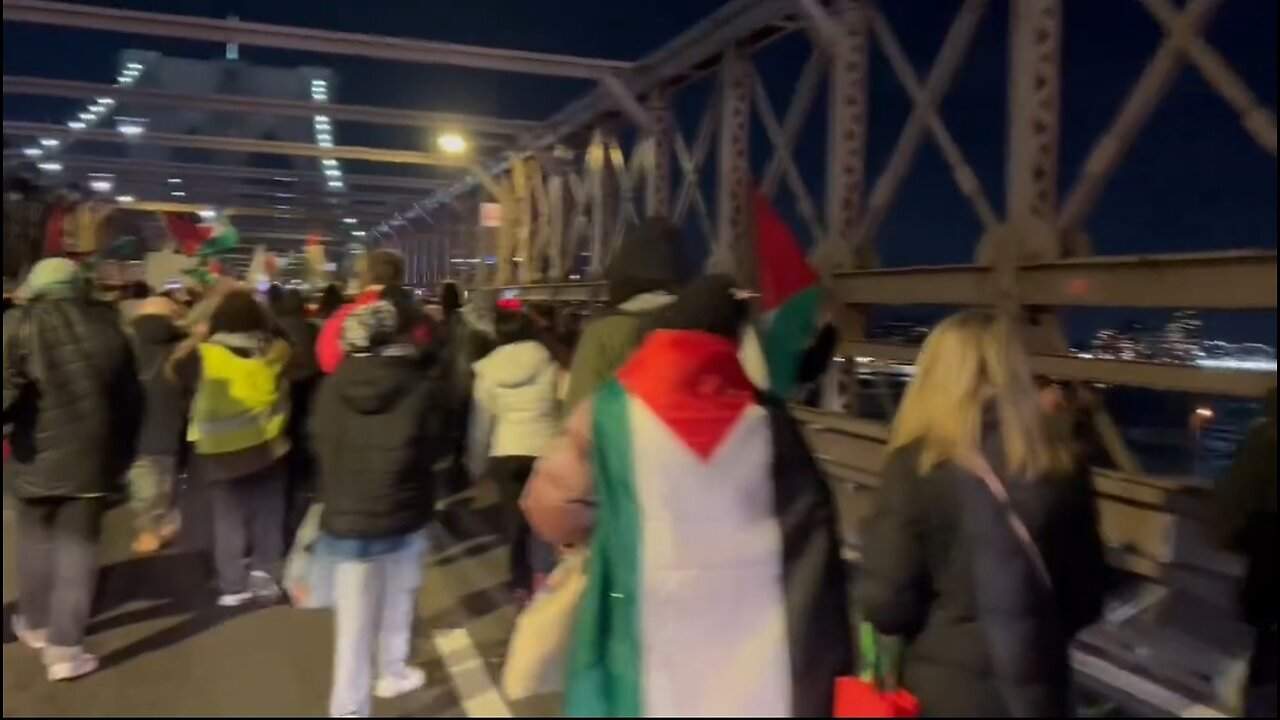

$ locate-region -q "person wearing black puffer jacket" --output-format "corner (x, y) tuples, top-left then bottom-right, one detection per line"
(3, 258), (142, 683)
(310, 299), (447, 718)
(857, 310), (1105, 717)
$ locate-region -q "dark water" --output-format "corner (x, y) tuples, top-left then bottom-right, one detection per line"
(852, 374), (1263, 483)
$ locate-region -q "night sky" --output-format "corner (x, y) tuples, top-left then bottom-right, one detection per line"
(4, 0), (1276, 344)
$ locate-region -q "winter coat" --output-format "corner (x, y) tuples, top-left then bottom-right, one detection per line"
(469, 340), (559, 470)
(857, 437), (1105, 717)
(2, 297), (142, 498)
(310, 355), (445, 540)
(563, 291), (675, 412)
(1211, 388), (1277, 631)
(275, 314), (320, 384)
(170, 333), (291, 482)
(563, 217), (695, 412)
(131, 313), (188, 457)
(439, 308), (499, 411)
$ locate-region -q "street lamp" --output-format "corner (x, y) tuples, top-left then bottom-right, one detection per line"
(437, 133), (468, 155)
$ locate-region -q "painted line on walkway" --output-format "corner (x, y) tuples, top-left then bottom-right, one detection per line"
(432, 627), (513, 718)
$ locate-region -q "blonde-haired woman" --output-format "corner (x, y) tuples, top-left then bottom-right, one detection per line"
(857, 309), (1105, 717)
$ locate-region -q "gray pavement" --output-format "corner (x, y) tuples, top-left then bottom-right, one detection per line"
(2, 477), (555, 717)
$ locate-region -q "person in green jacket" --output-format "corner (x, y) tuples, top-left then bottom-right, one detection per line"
(562, 217), (694, 412)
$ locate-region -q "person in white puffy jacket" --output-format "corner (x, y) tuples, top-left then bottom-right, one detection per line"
(469, 304), (560, 604)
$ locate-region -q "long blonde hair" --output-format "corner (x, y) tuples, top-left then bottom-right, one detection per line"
(888, 309), (1071, 479)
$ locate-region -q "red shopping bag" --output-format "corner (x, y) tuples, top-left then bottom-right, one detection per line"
(833, 622), (920, 717)
(833, 677), (919, 717)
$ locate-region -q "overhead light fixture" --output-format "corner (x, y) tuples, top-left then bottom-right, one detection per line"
(168, 178), (182, 184)
(351, 230), (367, 237)
(88, 179), (114, 193)
(22, 147), (43, 159)
(116, 194), (136, 203)
(39, 137), (60, 148)
(324, 167), (341, 177)
(67, 120), (87, 130)
(126, 61), (143, 71)
(322, 158), (338, 167)
(37, 160), (63, 173)
(327, 180), (344, 189)
(88, 104), (106, 113)
(197, 209), (217, 220)
(78, 111), (95, 121)
(342, 217), (358, 224)
(273, 176), (297, 182)
(96, 97), (116, 107)
(437, 133), (468, 155)
(171, 190), (186, 198)
(314, 115), (330, 124)
(116, 117), (147, 137)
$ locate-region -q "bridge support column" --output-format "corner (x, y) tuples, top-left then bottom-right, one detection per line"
(712, 46), (753, 286)
(644, 92), (673, 218)
(823, 0), (871, 272)
(586, 128), (616, 279)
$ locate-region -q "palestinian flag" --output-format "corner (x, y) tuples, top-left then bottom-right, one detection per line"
(754, 191), (821, 397)
(566, 330), (850, 717)
(161, 211), (239, 258)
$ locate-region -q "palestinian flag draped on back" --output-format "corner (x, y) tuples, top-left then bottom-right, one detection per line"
(564, 330), (850, 717)
(753, 191), (821, 397)
(161, 211), (239, 257)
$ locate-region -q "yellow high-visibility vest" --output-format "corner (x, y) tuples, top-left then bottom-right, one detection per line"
(187, 343), (289, 455)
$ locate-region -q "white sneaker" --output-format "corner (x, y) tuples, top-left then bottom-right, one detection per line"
(217, 591), (254, 607)
(373, 666), (426, 699)
(12, 615), (47, 650)
(248, 570), (282, 602)
(46, 652), (99, 682)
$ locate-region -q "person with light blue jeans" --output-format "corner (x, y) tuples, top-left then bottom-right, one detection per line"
(308, 298), (446, 717)
(321, 532), (429, 717)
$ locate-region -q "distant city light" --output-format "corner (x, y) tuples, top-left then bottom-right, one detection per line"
(437, 133), (468, 155)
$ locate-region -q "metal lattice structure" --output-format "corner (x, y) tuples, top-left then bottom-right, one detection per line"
(3, 2), (1277, 711)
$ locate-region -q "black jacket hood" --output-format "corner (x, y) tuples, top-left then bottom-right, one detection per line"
(334, 356), (419, 415)
(604, 217), (694, 306)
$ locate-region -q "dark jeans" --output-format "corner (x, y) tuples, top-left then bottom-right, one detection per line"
(16, 496), (104, 653)
(209, 466), (285, 595)
(488, 455), (535, 594)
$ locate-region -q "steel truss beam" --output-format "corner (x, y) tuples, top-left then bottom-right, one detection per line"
(2, 0), (630, 79)
(830, 251), (1278, 309)
(843, 341), (1275, 399)
(49, 156), (451, 191)
(496, 282), (607, 303)
(2, 76), (536, 137)
(4, 121), (470, 167)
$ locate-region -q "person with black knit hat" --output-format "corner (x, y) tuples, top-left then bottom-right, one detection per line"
(310, 299), (447, 717)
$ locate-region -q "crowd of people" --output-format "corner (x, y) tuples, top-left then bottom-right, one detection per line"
(1, 215), (1274, 717)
